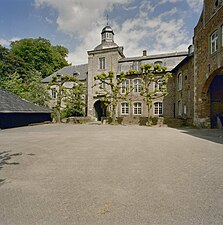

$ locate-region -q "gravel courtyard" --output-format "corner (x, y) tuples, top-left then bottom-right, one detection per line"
(0, 124), (223, 225)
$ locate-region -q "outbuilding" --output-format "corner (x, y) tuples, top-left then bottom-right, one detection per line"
(0, 89), (51, 129)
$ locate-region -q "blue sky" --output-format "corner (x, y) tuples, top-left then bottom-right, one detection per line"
(0, 0), (203, 65)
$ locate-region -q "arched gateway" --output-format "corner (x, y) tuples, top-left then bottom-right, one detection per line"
(203, 71), (223, 128)
(94, 100), (107, 121)
(209, 75), (223, 128)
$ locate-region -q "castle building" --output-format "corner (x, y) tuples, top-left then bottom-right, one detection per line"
(164, 0), (223, 128)
(44, 0), (223, 128)
(87, 25), (187, 122)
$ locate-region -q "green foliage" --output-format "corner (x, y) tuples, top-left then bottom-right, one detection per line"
(0, 38), (69, 107)
(10, 38), (69, 78)
(139, 63), (172, 125)
(48, 75), (86, 122)
(0, 72), (50, 106)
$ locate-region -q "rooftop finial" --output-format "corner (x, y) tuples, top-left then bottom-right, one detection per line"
(106, 14), (109, 26)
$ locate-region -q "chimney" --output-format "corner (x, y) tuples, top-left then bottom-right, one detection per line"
(143, 50), (147, 57)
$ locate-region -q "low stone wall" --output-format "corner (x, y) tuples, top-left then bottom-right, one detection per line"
(164, 117), (194, 128)
(61, 117), (93, 124)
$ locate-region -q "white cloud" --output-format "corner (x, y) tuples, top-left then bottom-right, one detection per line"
(0, 38), (9, 46)
(35, 0), (131, 36)
(186, 0), (203, 12)
(35, 0), (198, 65)
(0, 37), (21, 47)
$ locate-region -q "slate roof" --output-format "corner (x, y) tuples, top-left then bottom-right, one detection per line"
(42, 64), (88, 83)
(94, 42), (118, 51)
(0, 89), (51, 113)
(119, 51), (188, 62)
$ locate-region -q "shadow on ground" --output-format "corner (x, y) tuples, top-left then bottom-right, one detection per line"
(0, 151), (22, 186)
(180, 128), (223, 145)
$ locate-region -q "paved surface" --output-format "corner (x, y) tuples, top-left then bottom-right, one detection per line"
(0, 124), (223, 225)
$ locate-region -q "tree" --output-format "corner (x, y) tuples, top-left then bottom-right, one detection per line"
(48, 75), (86, 122)
(139, 63), (172, 125)
(0, 38), (70, 107)
(0, 72), (50, 106)
(10, 37), (69, 78)
(93, 71), (129, 123)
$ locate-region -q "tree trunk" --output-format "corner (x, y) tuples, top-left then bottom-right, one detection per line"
(147, 103), (153, 126)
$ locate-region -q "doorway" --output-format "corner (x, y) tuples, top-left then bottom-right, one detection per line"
(94, 100), (107, 121)
(209, 75), (223, 128)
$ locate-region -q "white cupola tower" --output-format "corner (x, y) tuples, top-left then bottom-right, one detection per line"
(101, 25), (114, 43)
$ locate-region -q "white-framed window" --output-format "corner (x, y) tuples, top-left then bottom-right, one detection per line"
(102, 33), (106, 41)
(184, 105), (187, 115)
(154, 102), (163, 115)
(130, 61), (139, 71)
(178, 73), (182, 91)
(121, 79), (130, 94)
(155, 78), (163, 92)
(99, 57), (105, 69)
(133, 102), (142, 115)
(120, 102), (129, 115)
(222, 25), (223, 47)
(178, 100), (182, 116)
(133, 78), (142, 92)
(211, 30), (218, 54)
(52, 89), (57, 99)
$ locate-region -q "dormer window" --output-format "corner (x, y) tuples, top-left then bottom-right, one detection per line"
(154, 61), (163, 66)
(73, 72), (79, 76)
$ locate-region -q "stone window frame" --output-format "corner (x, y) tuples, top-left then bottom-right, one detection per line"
(178, 99), (182, 116)
(177, 72), (182, 91)
(133, 102), (142, 115)
(99, 57), (106, 70)
(120, 79), (130, 94)
(211, 30), (219, 54)
(120, 102), (129, 115)
(133, 78), (142, 93)
(51, 89), (57, 99)
(154, 102), (163, 115)
(155, 78), (163, 92)
(222, 25), (223, 47)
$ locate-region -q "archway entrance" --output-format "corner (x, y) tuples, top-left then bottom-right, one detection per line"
(209, 75), (223, 128)
(94, 100), (107, 121)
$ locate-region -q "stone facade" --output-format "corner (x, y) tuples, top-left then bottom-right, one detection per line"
(164, 0), (223, 128)
(44, 0), (223, 127)
(163, 52), (194, 126)
(87, 46), (124, 119)
(193, 0), (223, 128)
(116, 52), (187, 123)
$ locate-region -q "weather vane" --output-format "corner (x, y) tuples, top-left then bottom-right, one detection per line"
(106, 14), (109, 26)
